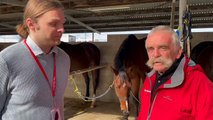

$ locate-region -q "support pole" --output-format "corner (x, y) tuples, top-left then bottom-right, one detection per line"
(170, 0), (176, 29)
(92, 32), (94, 42)
(179, 0), (187, 48)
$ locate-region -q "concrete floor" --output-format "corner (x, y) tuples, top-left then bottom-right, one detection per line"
(64, 98), (136, 120)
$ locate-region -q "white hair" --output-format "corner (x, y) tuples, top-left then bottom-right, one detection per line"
(147, 25), (181, 49)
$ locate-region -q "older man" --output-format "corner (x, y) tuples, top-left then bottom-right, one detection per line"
(137, 25), (213, 120)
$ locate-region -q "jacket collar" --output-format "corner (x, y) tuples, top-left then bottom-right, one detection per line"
(163, 57), (185, 88)
(146, 56), (196, 88)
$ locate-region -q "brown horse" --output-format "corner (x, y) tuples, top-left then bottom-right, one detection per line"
(112, 35), (148, 120)
(58, 42), (100, 107)
(191, 41), (213, 82)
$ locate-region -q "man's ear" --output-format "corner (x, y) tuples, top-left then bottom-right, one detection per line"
(176, 47), (183, 59)
(25, 18), (36, 32)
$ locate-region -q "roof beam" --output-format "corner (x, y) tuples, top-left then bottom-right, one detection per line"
(0, 0), (99, 33)
(0, 23), (15, 29)
(65, 15), (100, 34)
(0, 0), (26, 7)
(63, 0), (171, 8)
(0, 13), (23, 19)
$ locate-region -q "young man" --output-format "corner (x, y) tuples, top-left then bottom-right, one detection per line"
(137, 25), (213, 120)
(0, 0), (70, 120)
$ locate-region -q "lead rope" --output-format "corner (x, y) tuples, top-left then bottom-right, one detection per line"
(69, 75), (114, 101)
(130, 90), (141, 104)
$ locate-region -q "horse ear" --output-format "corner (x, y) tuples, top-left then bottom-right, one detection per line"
(111, 66), (119, 75)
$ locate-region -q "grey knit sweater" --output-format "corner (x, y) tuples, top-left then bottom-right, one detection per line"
(0, 41), (70, 120)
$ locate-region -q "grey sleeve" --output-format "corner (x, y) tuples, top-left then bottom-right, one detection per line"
(0, 55), (9, 114)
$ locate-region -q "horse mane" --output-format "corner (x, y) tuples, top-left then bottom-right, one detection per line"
(114, 34), (147, 72)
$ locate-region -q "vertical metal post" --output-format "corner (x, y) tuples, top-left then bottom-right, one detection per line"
(179, 0), (187, 48)
(170, 0), (176, 29)
(92, 32), (94, 42)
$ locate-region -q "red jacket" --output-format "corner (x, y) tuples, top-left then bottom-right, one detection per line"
(138, 56), (213, 120)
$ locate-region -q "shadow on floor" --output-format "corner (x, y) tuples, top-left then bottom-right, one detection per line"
(64, 97), (136, 120)
(64, 98), (91, 119)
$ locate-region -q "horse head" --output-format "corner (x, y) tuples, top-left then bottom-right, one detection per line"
(111, 66), (131, 88)
(111, 66), (131, 119)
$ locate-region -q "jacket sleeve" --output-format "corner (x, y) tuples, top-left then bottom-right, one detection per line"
(0, 55), (9, 115)
(195, 72), (213, 120)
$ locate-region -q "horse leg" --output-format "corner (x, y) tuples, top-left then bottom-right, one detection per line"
(82, 73), (90, 101)
(90, 69), (100, 108)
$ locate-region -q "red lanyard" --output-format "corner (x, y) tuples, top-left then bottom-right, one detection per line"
(24, 40), (57, 97)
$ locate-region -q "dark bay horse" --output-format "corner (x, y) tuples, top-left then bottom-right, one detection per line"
(191, 41), (213, 82)
(112, 35), (148, 120)
(58, 42), (100, 107)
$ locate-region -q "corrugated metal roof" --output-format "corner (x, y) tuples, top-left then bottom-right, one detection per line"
(0, 0), (213, 35)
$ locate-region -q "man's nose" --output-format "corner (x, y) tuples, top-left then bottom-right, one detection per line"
(58, 27), (65, 33)
(153, 49), (160, 57)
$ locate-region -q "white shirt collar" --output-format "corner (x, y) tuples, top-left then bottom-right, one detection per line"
(26, 36), (58, 56)
(26, 36), (44, 56)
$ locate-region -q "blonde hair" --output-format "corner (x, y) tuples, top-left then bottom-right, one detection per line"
(16, 0), (64, 39)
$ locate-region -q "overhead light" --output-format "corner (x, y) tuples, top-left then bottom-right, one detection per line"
(88, 5), (130, 12)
